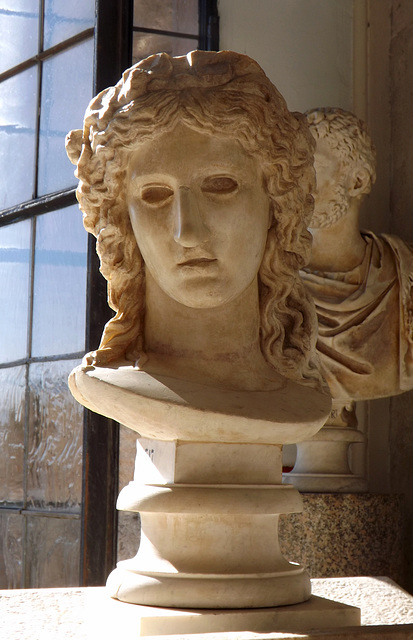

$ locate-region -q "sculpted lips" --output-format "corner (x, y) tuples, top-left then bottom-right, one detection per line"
(178, 257), (217, 267)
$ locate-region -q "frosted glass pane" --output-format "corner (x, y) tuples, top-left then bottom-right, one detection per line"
(31, 205), (87, 357)
(0, 68), (37, 210)
(132, 33), (197, 65)
(0, 2), (39, 74)
(0, 366), (26, 505)
(44, 0), (95, 49)
(37, 39), (94, 195)
(27, 359), (83, 510)
(134, 0), (198, 33)
(25, 515), (80, 587)
(0, 219), (31, 362)
(0, 512), (24, 588)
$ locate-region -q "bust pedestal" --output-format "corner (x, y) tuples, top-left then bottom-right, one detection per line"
(109, 439), (309, 608)
(71, 361), (332, 609)
(69, 361), (359, 632)
(284, 400), (367, 492)
(69, 359), (362, 633)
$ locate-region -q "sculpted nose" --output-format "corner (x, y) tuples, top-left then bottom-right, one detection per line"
(173, 186), (207, 247)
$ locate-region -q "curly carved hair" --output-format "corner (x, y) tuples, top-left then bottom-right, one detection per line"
(66, 50), (322, 386)
(305, 107), (376, 195)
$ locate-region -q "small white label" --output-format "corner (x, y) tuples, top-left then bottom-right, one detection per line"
(134, 438), (176, 484)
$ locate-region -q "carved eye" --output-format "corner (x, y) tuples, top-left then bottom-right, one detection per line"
(201, 176), (239, 195)
(140, 185), (174, 206)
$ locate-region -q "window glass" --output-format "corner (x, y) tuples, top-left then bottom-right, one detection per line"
(25, 515), (80, 587)
(134, 0), (198, 33)
(0, 1), (39, 74)
(37, 38), (94, 196)
(31, 205), (87, 357)
(0, 219), (31, 362)
(0, 366), (26, 506)
(0, 511), (24, 588)
(27, 359), (83, 511)
(44, 0), (95, 50)
(132, 33), (197, 64)
(0, 68), (37, 210)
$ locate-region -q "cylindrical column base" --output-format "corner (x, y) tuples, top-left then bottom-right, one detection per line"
(283, 427), (367, 493)
(109, 482), (310, 608)
(107, 564), (310, 609)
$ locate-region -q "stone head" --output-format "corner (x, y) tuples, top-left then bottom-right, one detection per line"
(305, 107), (376, 228)
(66, 50), (321, 386)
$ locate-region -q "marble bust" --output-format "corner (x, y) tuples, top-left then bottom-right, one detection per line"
(66, 50), (329, 439)
(302, 107), (413, 402)
(65, 51), (332, 617)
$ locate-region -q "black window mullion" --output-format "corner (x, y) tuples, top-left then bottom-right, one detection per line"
(32, 0), (43, 200)
(0, 188), (77, 227)
(21, 213), (37, 586)
(132, 25), (199, 40)
(33, 0), (43, 200)
(0, 28), (96, 85)
(94, 0), (133, 93)
(199, 0), (219, 51)
(32, 58), (41, 201)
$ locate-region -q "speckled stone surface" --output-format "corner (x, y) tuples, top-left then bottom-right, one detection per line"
(311, 577), (413, 625)
(279, 493), (405, 586)
(1, 578), (413, 639)
(117, 510), (141, 561)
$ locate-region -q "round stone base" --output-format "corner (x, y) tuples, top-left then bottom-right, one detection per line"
(107, 563), (311, 609)
(283, 472), (368, 493)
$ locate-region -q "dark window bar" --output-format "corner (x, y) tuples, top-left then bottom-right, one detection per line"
(0, 506), (81, 519)
(0, 352), (87, 370)
(199, 0), (219, 51)
(0, 188), (77, 226)
(132, 25), (199, 40)
(0, 28), (95, 84)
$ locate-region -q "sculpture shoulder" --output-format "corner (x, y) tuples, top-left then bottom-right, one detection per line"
(380, 232), (413, 273)
(301, 231), (399, 302)
(68, 362), (331, 445)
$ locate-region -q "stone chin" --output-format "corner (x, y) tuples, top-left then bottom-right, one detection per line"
(310, 202), (348, 229)
(310, 185), (350, 229)
(149, 271), (259, 310)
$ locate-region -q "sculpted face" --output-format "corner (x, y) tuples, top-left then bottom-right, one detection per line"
(127, 123), (271, 309)
(311, 138), (350, 229)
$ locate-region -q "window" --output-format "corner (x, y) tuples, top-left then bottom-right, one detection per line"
(0, 0), (95, 589)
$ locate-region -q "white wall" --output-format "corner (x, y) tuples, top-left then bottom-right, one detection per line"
(218, 0), (353, 113)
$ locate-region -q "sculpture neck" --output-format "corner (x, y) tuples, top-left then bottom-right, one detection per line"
(308, 199), (367, 273)
(145, 269), (262, 359)
(143, 270), (272, 388)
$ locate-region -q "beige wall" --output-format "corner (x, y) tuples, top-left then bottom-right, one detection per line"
(218, 0), (353, 113)
(387, 0), (413, 593)
(363, 7), (413, 594)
